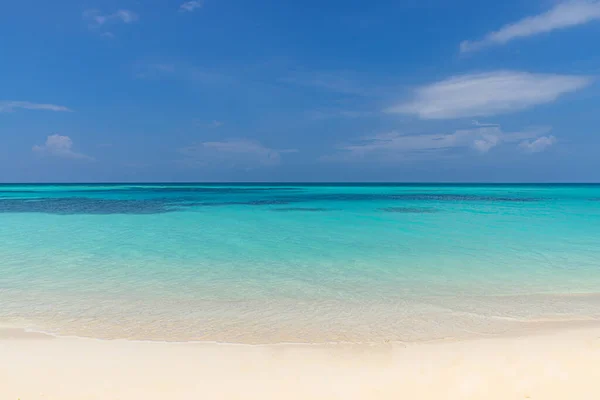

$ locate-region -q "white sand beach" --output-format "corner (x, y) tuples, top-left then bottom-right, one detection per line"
(2, 325), (600, 400)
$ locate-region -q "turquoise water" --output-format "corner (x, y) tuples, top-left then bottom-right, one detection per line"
(1, 184), (600, 343)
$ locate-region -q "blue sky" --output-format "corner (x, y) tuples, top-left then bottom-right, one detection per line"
(1, 0), (600, 182)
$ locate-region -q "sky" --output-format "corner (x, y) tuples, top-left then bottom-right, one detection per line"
(1, 0), (600, 182)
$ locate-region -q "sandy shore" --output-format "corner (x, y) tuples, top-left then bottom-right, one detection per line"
(2, 326), (600, 400)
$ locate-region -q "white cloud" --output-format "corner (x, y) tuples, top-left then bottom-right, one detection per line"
(323, 125), (552, 162)
(180, 139), (296, 167)
(0, 101), (72, 113)
(114, 10), (138, 23)
(33, 134), (93, 161)
(180, 1), (203, 12)
(519, 135), (557, 153)
(461, 1), (600, 52)
(83, 9), (138, 28)
(386, 71), (592, 119)
(472, 120), (499, 127)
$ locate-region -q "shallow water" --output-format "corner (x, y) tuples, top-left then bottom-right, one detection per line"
(1, 184), (599, 343)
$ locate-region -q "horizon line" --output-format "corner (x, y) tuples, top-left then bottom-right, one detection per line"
(1, 181), (599, 185)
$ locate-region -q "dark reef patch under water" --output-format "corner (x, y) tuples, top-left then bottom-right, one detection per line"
(0, 186), (549, 215)
(0, 198), (176, 215)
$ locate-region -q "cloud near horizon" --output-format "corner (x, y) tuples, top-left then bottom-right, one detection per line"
(386, 71), (592, 119)
(323, 125), (554, 163)
(179, 139), (297, 167)
(33, 135), (93, 161)
(519, 135), (558, 153)
(0, 101), (72, 113)
(461, 1), (600, 53)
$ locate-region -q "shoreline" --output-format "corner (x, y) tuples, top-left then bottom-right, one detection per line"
(3, 290), (600, 345)
(2, 315), (600, 345)
(2, 324), (600, 399)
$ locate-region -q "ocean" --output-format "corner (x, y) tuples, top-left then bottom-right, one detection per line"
(1, 183), (599, 343)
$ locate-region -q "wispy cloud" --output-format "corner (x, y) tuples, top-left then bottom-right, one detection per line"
(192, 119), (225, 128)
(180, 139), (297, 167)
(461, 1), (600, 52)
(472, 120), (500, 127)
(32, 134), (93, 161)
(323, 125), (552, 163)
(0, 101), (72, 113)
(180, 1), (203, 12)
(83, 9), (138, 30)
(519, 135), (557, 153)
(309, 109), (375, 120)
(135, 63), (176, 79)
(386, 71), (592, 119)
(281, 71), (373, 96)
(134, 63), (230, 85)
